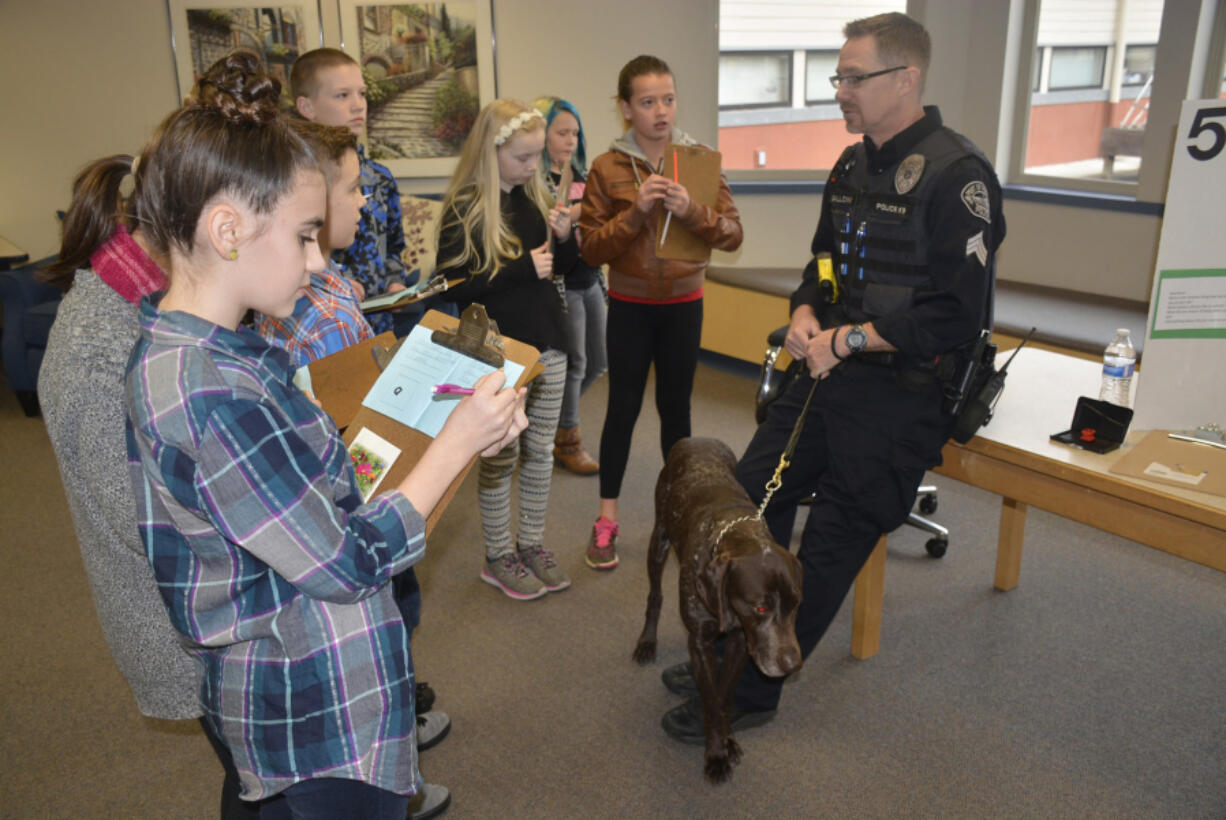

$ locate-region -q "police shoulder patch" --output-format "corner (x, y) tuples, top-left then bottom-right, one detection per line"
(960, 181), (991, 223)
(895, 153), (925, 194)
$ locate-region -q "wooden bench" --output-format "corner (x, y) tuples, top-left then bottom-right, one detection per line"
(703, 266), (1150, 363)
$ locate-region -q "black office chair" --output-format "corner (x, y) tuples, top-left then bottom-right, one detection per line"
(754, 325), (949, 558)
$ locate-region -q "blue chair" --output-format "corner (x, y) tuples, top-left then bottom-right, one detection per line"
(0, 255), (62, 416)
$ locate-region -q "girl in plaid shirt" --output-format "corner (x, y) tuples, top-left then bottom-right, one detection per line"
(122, 53), (526, 817)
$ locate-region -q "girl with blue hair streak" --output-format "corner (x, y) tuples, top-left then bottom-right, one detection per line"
(533, 96), (608, 476)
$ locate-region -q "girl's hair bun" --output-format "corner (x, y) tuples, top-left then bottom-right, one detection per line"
(189, 50), (282, 125)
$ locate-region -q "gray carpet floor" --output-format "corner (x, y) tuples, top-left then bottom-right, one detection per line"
(2, 355), (1223, 818)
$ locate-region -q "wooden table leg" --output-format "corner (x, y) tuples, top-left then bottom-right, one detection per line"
(995, 497), (1027, 591)
(851, 535), (888, 660)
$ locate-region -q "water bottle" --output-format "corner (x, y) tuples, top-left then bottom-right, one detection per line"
(1099, 328), (1136, 407)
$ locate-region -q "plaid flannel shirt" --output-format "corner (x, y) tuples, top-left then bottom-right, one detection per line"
(125, 298), (424, 800)
(333, 146), (408, 334)
(254, 267), (375, 367)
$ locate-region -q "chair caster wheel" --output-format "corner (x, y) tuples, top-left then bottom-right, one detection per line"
(925, 537), (948, 558)
(919, 494), (938, 515)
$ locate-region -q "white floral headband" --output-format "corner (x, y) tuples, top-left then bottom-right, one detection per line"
(494, 110), (544, 146)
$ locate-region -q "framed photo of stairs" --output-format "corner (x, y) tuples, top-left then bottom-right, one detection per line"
(168, 2), (324, 107)
(335, 1), (496, 179)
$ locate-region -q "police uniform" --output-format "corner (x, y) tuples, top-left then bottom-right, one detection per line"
(733, 106), (1005, 712)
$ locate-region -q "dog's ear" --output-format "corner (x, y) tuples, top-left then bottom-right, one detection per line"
(696, 553), (737, 632)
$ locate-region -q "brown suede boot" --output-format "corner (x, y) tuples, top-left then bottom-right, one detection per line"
(553, 426), (599, 475)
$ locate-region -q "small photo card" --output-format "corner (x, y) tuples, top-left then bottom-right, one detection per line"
(348, 427), (402, 502)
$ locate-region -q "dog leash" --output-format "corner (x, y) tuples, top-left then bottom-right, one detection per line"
(713, 376), (821, 544)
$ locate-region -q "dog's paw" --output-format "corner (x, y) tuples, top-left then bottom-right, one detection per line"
(703, 751), (736, 784)
(631, 640), (657, 665)
(725, 736), (742, 766)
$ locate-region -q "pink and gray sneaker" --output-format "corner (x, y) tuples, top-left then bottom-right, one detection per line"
(585, 516), (619, 570)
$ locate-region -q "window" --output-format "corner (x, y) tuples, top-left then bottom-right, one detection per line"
(1017, 0), (1166, 188)
(1047, 46), (1107, 91)
(716, 0), (905, 171)
(804, 50), (839, 104)
(718, 52), (791, 109)
(1122, 44), (1156, 86)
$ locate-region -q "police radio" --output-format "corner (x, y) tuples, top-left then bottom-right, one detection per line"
(948, 327), (1034, 444)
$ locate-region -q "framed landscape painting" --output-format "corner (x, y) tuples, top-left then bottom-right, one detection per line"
(336, 1), (496, 178)
(167, 1), (323, 106)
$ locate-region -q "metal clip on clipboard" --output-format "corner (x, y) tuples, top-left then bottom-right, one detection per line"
(430, 304), (505, 368)
(370, 304), (507, 373)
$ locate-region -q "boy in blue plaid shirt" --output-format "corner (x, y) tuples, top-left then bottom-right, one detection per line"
(254, 119), (375, 365)
(293, 48), (411, 335)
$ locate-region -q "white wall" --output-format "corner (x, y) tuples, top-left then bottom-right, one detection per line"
(0, 0), (180, 259)
(492, 0), (719, 169)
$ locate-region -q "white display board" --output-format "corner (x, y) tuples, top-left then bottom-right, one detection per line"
(1132, 99), (1226, 431)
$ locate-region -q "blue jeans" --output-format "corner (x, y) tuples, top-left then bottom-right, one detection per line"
(559, 281), (608, 429)
(259, 778), (409, 820)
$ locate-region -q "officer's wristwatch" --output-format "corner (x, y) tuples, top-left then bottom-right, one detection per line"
(844, 324), (868, 355)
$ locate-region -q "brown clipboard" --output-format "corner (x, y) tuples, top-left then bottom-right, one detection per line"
(1109, 430), (1226, 499)
(361, 277), (465, 314)
(657, 143), (724, 262)
(308, 307), (541, 535)
(307, 331), (398, 430)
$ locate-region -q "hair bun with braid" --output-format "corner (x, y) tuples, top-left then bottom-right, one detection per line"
(189, 50), (282, 124)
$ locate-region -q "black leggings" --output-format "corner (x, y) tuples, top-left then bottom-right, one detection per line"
(598, 297), (703, 499)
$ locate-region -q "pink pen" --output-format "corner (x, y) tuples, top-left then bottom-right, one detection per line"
(431, 383), (475, 396)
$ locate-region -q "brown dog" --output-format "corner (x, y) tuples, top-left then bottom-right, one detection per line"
(633, 437), (803, 783)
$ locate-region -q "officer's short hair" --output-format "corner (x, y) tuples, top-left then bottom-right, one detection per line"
(844, 12), (931, 92)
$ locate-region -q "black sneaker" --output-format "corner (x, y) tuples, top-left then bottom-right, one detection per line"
(661, 661), (697, 698)
(660, 696), (776, 746)
(416, 681), (435, 714)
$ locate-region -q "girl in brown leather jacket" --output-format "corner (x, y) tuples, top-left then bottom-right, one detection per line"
(577, 55), (743, 570)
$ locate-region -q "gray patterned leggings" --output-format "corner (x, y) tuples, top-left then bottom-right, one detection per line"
(479, 348), (567, 559)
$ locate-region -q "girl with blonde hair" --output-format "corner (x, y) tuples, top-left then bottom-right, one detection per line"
(438, 98), (577, 600)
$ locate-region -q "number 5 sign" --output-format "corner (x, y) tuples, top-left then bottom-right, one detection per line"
(1186, 106), (1226, 161)
(1132, 100), (1226, 431)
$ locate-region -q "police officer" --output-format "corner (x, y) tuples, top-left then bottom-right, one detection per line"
(661, 11), (1005, 741)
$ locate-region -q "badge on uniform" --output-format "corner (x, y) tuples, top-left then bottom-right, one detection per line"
(895, 154), (925, 194)
(961, 181), (991, 223)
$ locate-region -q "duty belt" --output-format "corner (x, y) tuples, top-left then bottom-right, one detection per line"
(852, 351), (897, 367)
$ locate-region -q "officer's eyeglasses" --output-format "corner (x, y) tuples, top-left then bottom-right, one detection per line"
(829, 66), (907, 90)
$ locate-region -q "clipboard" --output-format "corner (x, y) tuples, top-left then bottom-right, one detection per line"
(310, 306), (541, 534)
(361, 276), (464, 314)
(657, 143), (724, 262)
(307, 331), (397, 429)
(1110, 430), (1226, 498)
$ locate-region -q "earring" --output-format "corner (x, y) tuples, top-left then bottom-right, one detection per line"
(229, 249), (238, 261)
